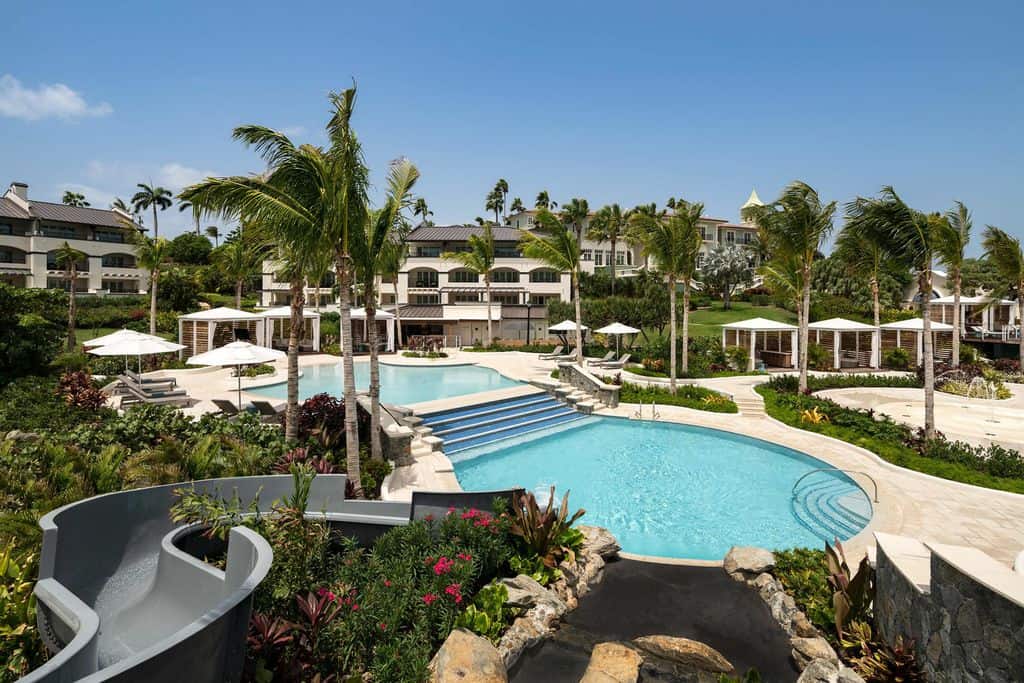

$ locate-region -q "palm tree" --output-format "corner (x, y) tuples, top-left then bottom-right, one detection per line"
(485, 188), (504, 225)
(744, 182), (835, 393)
(588, 204), (629, 294)
(495, 179), (510, 220)
(627, 202), (667, 270)
(981, 226), (1024, 368)
(520, 210), (583, 365)
(178, 200), (202, 235)
(379, 239), (408, 346)
(509, 197), (525, 215)
(205, 225), (222, 246)
(833, 225), (894, 328)
(444, 221), (496, 347)
(61, 191), (90, 207)
(846, 187), (941, 439)
(213, 229), (264, 308)
(305, 248), (334, 310)
(131, 233), (171, 336)
(54, 242), (86, 351)
(352, 159), (420, 460)
(535, 190), (557, 210)
(938, 202), (972, 367)
(630, 201), (704, 390)
(111, 197), (130, 212)
(131, 183), (173, 238)
(560, 197), (589, 243)
(412, 197), (433, 226)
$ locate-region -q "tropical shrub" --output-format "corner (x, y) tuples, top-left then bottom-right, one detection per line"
(0, 284), (65, 385)
(724, 346), (749, 371)
(881, 347), (910, 370)
(772, 548), (833, 633)
(0, 541), (47, 682)
(825, 540), (874, 638)
(807, 343), (831, 370)
(841, 621), (925, 683)
(453, 581), (513, 643)
(509, 487), (585, 568)
(56, 370), (107, 410)
(615, 382), (738, 413)
(237, 363), (276, 378)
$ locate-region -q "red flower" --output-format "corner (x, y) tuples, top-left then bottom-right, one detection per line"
(433, 557), (455, 575)
(457, 552), (472, 562)
(424, 514), (434, 522)
(422, 593), (439, 606)
(351, 603), (359, 611)
(445, 583), (463, 603)
(447, 506), (455, 515)
(461, 508), (480, 520)
(379, 622), (387, 631)
(383, 579), (392, 587)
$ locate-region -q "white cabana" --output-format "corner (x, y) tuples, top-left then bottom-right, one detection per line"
(879, 318), (955, 366)
(186, 341), (286, 408)
(346, 307), (396, 353)
(931, 295), (1018, 336)
(260, 306), (322, 352)
(596, 322), (640, 356)
(721, 317), (799, 370)
(177, 307), (267, 359)
(808, 318), (880, 369)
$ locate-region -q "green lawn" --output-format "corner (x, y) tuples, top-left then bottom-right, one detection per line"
(687, 302), (797, 338)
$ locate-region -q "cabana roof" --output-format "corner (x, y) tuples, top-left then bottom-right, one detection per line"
(721, 317), (797, 331)
(931, 295), (1015, 306)
(318, 305), (396, 319)
(880, 318), (955, 331)
(808, 317), (877, 331)
(179, 306), (263, 321)
(261, 306), (321, 319)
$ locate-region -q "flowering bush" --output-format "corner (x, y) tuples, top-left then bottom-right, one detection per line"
(56, 370), (106, 410)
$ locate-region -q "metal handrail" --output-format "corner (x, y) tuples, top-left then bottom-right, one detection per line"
(792, 468), (879, 503)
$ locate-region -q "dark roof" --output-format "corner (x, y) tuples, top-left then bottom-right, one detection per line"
(393, 304), (444, 320)
(0, 196), (140, 230)
(407, 224), (523, 242)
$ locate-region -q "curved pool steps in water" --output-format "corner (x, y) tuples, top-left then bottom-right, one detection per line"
(791, 476), (872, 541)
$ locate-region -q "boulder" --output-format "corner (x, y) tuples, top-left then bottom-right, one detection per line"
(500, 574), (548, 609)
(496, 616), (547, 668)
(838, 665), (867, 683)
(791, 611), (819, 638)
(579, 642), (642, 683)
(632, 635), (734, 674)
(796, 658), (839, 683)
(723, 546), (775, 576)
(430, 629), (507, 683)
(579, 525), (621, 559)
(791, 636), (839, 670)
(769, 591), (799, 632)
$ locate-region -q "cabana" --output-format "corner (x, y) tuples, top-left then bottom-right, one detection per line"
(808, 317), (880, 369)
(177, 307), (266, 359)
(348, 307), (396, 353)
(879, 318), (955, 366)
(721, 317), (798, 370)
(261, 306), (322, 352)
(931, 295), (1018, 337)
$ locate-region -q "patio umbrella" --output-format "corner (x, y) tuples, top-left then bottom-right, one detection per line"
(548, 319), (589, 348)
(596, 322), (640, 356)
(82, 329), (156, 348)
(88, 336), (185, 373)
(186, 341), (286, 408)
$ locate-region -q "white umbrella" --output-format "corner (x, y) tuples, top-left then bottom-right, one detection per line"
(596, 322), (640, 356)
(548, 319), (589, 332)
(187, 341), (286, 408)
(88, 336), (185, 372)
(82, 329), (157, 347)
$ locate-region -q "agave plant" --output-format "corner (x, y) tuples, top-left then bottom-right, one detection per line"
(825, 539), (874, 637)
(0, 541), (45, 679)
(509, 487), (585, 568)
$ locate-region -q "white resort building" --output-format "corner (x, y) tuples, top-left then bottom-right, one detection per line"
(0, 182), (149, 294)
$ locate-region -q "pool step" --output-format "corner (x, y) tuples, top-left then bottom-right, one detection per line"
(791, 476), (872, 542)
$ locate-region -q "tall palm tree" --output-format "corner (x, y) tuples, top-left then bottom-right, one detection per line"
(938, 202), (972, 367)
(627, 202), (667, 270)
(630, 201), (704, 390)
(560, 197), (589, 243)
(178, 200), (201, 235)
(520, 210), (583, 365)
(61, 191), (90, 207)
(444, 221), (496, 347)
(846, 187), (941, 439)
(981, 226), (1024, 368)
(744, 182), (835, 393)
(588, 204), (629, 294)
(111, 197), (130, 212)
(131, 184), (173, 239)
(833, 225), (894, 328)
(485, 188), (503, 225)
(495, 179), (510, 220)
(131, 234), (170, 336)
(352, 159), (420, 460)
(205, 225), (222, 247)
(379, 239), (408, 346)
(535, 190), (557, 210)
(509, 197), (525, 214)
(213, 230), (264, 308)
(305, 248), (334, 310)
(54, 242), (86, 351)
(412, 197), (433, 226)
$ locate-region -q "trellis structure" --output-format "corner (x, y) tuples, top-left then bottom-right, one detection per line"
(720, 317), (799, 371)
(879, 318), (955, 366)
(807, 317), (880, 369)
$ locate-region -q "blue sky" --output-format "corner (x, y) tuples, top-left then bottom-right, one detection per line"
(1, 1), (1021, 252)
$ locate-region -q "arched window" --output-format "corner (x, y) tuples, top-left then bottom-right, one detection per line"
(491, 268), (520, 283)
(409, 268), (439, 288)
(448, 269), (479, 283)
(529, 268), (560, 283)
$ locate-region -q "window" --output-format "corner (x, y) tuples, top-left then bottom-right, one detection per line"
(594, 251), (603, 266)
(451, 292), (480, 303)
(491, 269), (520, 283)
(726, 231), (735, 244)
(0, 224), (11, 235)
(410, 270), (439, 288)
(416, 246), (441, 257)
(696, 253), (705, 269)
(529, 269), (560, 283)
(494, 246), (520, 258)
(742, 232), (753, 245)
(48, 254), (88, 270)
(380, 293), (396, 304)
(700, 225), (711, 240)
(412, 294), (440, 304)
(448, 269), (479, 283)
(102, 254), (135, 268)
(616, 252), (625, 266)
(103, 279), (135, 293)
(491, 293), (519, 305)
(581, 249), (593, 262)
(529, 294), (560, 305)
(527, 215), (535, 225)
(95, 229), (126, 243)
(41, 224), (76, 239)
(626, 251), (633, 265)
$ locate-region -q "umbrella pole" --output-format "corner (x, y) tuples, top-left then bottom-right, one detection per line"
(237, 365), (243, 409)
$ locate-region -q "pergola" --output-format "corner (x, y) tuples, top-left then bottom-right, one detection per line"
(879, 318), (955, 366)
(177, 307), (266, 359)
(720, 317), (798, 371)
(261, 306), (321, 352)
(808, 317), (880, 369)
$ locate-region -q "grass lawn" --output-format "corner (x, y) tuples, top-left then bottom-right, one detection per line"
(687, 302), (796, 338)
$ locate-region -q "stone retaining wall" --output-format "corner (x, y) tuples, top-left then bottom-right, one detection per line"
(557, 362), (620, 408)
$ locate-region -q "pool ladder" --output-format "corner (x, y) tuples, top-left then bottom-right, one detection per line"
(791, 468), (879, 503)
(632, 399), (660, 421)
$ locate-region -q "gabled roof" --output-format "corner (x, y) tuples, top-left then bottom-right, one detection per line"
(260, 306), (321, 319)
(741, 189), (764, 209)
(0, 197), (30, 220)
(0, 196), (141, 230)
(808, 317), (877, 331)
(407, 224), (522, 242)
(179, 306), (263, 321)
(721, 317), (797, 331)
(879, 318), (954, 331)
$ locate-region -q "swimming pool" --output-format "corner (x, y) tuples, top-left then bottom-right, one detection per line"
(248, 362), (520, 405)
(453, 417), (872, 560)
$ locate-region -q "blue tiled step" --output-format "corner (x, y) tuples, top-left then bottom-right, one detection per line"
(421, 393), (551, 426)
(432, 401), (568, 438)
(444, 410), (586, 453)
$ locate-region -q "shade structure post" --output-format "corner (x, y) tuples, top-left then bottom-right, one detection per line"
(871, 329), (879, 368)
(314, 316), (321, 352)
(386, 317), (394, 352)
(178, 317), (184, 359)
(208, 321), (214, 352)
(916, 330), (923, 366)
(748, 330), (756, 372)
(833, 331), (841, 370)
(721, 328), (726, 354)
(790, 330), (798, 368)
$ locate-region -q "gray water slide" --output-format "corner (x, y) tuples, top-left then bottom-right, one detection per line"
(20, 474), (518, 682)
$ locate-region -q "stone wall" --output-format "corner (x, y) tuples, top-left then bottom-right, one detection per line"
(875, 542), (1024, 681)
(557, 362), (620, 408)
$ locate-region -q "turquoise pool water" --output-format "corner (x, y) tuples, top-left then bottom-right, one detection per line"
(453, 417), (872, 560)
(248, 362), (520, 405)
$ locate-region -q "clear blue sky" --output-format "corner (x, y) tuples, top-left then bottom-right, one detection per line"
(2, 1), (1021, 252)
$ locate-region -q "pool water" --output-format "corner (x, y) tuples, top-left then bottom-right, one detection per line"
(248, 362), (520, 405)
(453, 417), (872, 560)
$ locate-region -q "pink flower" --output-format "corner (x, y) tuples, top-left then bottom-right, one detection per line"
(383, 579), (392, 587)
(433, 557), (455, 575)
(445, 583), (463, 603)
(351, 603), (359, 611)
(424, 514), (434, 522)
(457, 552), (472, 562)
(379, 622), (387, 631)
(422, 593), (439, 606)
(447, 506), (455, 516)
(461, 508), (480, 520)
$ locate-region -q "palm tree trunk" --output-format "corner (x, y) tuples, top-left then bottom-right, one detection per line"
(484, 273), (493, 348)
(921, 271), (935, 440)
(951, 273), (961, 368)
(194, 216), (200, 236)
(393, 275), (403, 348)
(1018, 289), (1023, 368)
(798, 271), (811, 393)
(669, 279), (677, 394)
(285, 280), (304, 441)
(366, 292), (383, 461)
(871, 276), (880, 328)
(573, 272), (584, 366)
(337, 256), (363, 498)
(152, 206), (159, 240)
(681, 280), (690, 376)
(610, 236), (617, 295)
(235, 280), (243, 310)
(149, 269), (159, 336)
(66, 265), (77, 352)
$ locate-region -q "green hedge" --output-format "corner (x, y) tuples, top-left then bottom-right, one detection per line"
(615, 381), (738, 413)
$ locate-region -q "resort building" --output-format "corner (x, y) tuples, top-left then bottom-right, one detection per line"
(0, 181), (148, 294)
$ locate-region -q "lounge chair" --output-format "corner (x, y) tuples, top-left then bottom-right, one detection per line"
(599, 353), (632, 369)
(118, 380), (191, 407)
(251, 400), (284, 424)
(212, 399), (241, 417)
(538, 345), (564, 360)
(587, 351), (615, 366)
(125, 369), (176, 388)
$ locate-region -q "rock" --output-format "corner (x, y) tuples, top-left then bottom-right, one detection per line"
(796, 658), (839, 682)
(497, 616), (547, 668)
(500, 574), (548, 608)
(579, 525), (621, 559)
(769, 591), (799, 632)
(791, 637), (839, 670)
(751, 572), (778, 594)
(580, 642), (642, 683)
(838, 664), (867, 683)
(791, 611), (819, 638)
(632, 635), (734, 674)
(723, 546), (775, 575)
(430, 628), (507, 683)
